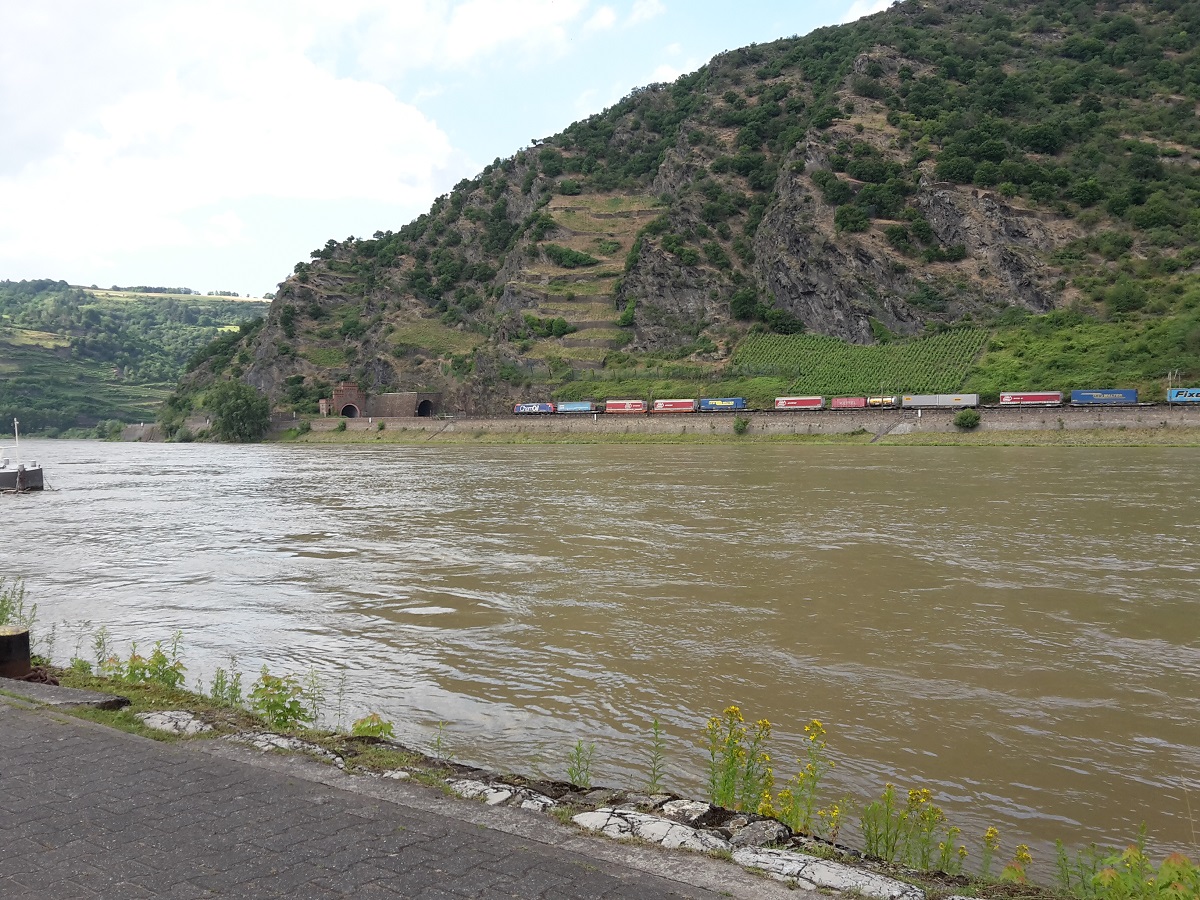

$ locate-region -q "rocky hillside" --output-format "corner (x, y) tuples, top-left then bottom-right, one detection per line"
(179, 0), (1200, 416)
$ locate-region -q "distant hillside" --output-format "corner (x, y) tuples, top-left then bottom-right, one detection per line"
(178, 0), (1200, 417)
(0, 279), (268, 433)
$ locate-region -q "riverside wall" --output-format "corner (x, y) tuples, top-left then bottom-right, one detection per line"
(300, 404), (1200, 438)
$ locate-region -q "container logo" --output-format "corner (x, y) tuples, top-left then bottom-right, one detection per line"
(1168, 388), (1200, 402)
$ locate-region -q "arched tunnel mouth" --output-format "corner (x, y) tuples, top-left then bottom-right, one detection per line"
(417, 400), (433, 417)
(339, 404), (360, 418)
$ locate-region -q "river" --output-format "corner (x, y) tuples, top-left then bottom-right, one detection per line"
(6, 439), (1199, 872)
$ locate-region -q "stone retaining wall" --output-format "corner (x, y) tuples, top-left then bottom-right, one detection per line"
(300, 405), (1200, 437)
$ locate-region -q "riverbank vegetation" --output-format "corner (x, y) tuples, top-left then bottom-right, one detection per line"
(7, 583), (1196, 900)
(282, 422), (1200, 448)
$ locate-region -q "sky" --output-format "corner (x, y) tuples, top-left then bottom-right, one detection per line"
(0, 0), (893, 297)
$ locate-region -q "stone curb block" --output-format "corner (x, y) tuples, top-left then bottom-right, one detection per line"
(135, 710), (212, 735)
(450, 778), (556, 811)
(229, 732), (346, 769)
(732, 847), (925, 900)
(574, 808), (732, 853)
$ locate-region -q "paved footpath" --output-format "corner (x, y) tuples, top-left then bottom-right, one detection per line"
(0, 695), (806, 899)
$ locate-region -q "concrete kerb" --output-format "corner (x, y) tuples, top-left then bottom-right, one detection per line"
(0, 678), (130, 710)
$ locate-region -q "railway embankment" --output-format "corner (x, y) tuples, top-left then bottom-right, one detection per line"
(286, 404), (1200, 444)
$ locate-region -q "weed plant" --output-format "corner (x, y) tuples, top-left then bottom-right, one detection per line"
(980, 826), (1001, 879)
(0, 577), (36, 630)
(123, 633), (187, 690)
(351, 713), (395, 739)
(771, 719), (834, 835)
(430, 721), (455, 762)
(704, 706), (773, 812)
(645, 717), (667, 794)
(249, 666), (314, 730)
(209, 657), (244, 708)
(567, 739), (596, 789)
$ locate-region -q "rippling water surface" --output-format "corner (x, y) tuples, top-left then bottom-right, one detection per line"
(8, 440), (1200, 867)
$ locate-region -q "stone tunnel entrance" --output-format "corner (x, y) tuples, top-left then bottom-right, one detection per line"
(339, 404), (360, 418)
(416, 400), (434, 417)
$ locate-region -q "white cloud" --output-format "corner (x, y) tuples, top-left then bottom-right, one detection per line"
(628, 0), (666, 25)
(586, 6), (619, 31)
(840, 0), (894, 23)
(0, 2), (460, 272)
(347, 0), (592, 80)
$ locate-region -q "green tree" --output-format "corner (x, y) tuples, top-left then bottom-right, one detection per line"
(206, 381), (271, 442)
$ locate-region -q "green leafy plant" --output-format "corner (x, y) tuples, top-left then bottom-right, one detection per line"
(861, 783), (905, 862)
(0, 577), (35, 630)
(645, 717), (667, 793)
(1093, 843), (1200, 899)
(209, 657), (244, 708)
(430, 721), (455, 762)
(120, 633), (186, 690)
(980, 825), (1001, 879)
(567, 739), (596, 789)
(953, 408), (981, 429)
(772, 719), (833, 835)
(1056, 840), (1110, 898)
(249, 666), (314, 730)
(1000, 843), (1034, 884)
(733, 415), (750, 436)
(704, 706), (773, 812)
(351, 713), (395, 739)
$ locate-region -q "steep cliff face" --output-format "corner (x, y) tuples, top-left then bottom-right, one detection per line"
(177, 0), (1199, 414)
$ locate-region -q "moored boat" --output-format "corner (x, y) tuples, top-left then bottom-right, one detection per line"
(1, 419), (44, 492)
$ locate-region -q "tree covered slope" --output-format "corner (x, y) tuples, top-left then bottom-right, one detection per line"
(0, 280), (267, 433)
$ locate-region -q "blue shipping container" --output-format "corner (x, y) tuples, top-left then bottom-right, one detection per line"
(1168, 388), (1200, 403)
(1071, 389), (1138, 405)
(556, 401), (596, 413)
(513, 402), (555, 414)
(698, 397), (747, 411)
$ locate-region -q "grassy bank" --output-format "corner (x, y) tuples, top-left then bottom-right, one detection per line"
(878, 426), (1200, 447)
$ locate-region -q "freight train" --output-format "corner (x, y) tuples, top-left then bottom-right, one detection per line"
(513, 387), (1200, 415)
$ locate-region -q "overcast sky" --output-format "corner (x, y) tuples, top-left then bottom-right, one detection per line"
(0, 0), (891, 297)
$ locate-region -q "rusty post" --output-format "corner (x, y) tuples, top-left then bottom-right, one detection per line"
(0, 626), (32, 678)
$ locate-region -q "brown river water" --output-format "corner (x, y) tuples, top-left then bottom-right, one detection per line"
(6, 439), (1199, 871)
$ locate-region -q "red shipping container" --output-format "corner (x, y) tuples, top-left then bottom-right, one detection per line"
(652, 399), (697, 413)
(999, 392), (1063, 405)
(605, 400), (647, 413)
(830, 397), (867, 409)
(774, 396), (824, 409)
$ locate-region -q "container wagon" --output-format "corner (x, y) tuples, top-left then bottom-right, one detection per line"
(652, 399), (698, 413)
(605, 400), (648, 414)
(775, 396), (825, 410)
(1071, 389), (1138, 405)
(901, 394), (979, 409)
(556, 401), (599, 414)
(698, 398), (747, 412)
(999, 392), (1063, 406)
(830, 397), (867, 409)
(1167, 388), (1200, 404)
(867, 396), (902, 408)
(514, 402), (555, 414)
